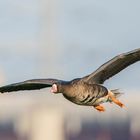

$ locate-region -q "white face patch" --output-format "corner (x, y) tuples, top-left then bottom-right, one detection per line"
(50, 84), (58, 93)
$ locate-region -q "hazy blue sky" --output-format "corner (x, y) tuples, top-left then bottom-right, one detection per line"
(0, 0), (140, 91)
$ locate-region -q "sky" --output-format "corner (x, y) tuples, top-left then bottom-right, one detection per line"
(0, 0), (140, 92)
(0, 2), (140, 139)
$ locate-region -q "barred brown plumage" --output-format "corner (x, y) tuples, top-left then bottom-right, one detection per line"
(0, 48), (140, 111)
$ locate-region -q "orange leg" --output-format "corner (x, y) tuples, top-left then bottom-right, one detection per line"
(94, 105), (105, 112)
(108, 91), (124, 108)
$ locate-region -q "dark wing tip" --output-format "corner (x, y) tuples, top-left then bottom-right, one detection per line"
(0, 83), (48, 93)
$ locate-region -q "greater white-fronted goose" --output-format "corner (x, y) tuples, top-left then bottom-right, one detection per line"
(0, 48), (140, 112)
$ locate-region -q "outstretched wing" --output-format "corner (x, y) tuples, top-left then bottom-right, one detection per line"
(82, 48), (140, 84)
(0, 79), (65, 93)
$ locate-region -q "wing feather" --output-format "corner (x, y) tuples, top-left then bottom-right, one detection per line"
(0, 78), (65, 93)
(82, 48), (140, 84)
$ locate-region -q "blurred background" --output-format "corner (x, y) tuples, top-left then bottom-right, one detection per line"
(0, 0), (140, 140)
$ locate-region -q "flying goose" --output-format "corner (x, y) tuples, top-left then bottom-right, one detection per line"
(0, 48), (140, 112)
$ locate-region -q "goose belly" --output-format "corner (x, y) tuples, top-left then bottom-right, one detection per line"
(63, 84), (108, 106)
